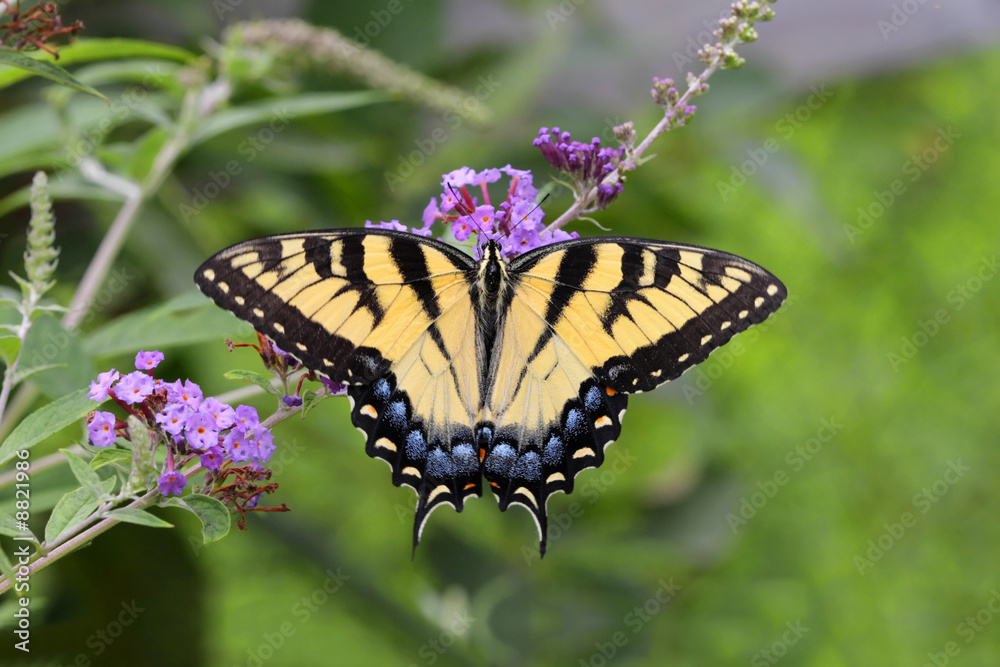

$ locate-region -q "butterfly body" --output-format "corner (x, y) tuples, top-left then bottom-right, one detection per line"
(196, 229), (786, 554)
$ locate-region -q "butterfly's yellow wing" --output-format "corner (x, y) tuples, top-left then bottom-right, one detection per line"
(196, 230), (486, 540)
(482, 239), (786, 551)
(197, 231), (786, 555)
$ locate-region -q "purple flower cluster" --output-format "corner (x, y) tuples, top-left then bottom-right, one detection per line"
(420, 165), (578, 260)
(86, 350), (277, 497)
(533, 127), (626, 209)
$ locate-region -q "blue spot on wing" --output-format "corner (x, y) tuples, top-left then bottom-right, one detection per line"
(565, 408), (586, 437)
(373, 377), (391, 401)
(513, 452), (541, 481)
(452, 443), (478, 474)
(543, 435), (563, 467)
(405, 429), (427, 459)
(485, 443), (516, 475)
(386, 400), (407, 430)
(584, 386), (602, 413)
(426, 448), (456, 478)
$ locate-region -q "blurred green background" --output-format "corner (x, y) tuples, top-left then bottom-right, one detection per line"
(1, 1), (999, 665)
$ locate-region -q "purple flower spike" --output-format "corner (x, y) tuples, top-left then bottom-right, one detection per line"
(158, 471), (187, 496)
(283, 395), (303, 408)
(596, 182), (625, 209)
(88, 411), (117, 447)
(533, 126), (626, 201)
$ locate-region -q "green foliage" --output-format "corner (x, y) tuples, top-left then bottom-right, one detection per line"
(0, 389), (95, 465)
(0, 3), (996, 666)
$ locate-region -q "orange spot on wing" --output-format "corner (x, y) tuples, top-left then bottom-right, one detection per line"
(463, 483), (476, 490)
(489, 481), (499, 489)
(479, 447), (486, 461)
(605, 386), (617, 396)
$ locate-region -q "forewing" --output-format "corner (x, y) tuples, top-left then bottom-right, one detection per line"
(482, 237), (786, 553)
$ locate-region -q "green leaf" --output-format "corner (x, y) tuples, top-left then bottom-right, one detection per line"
(0, 179), (125, 221)
(0, 543), (13, 583)
(300, 388), (329, 419)
(61, 448), (104, 498)
(90, 447), (132, 469)
(223, 369), (281, 397)
(176, 494), (231, 543)
(21, 314), (95, 400)
(106, 507), (173, 529)
(13, 362), (68, 385)
(126, 125), (170, 181)
(82, 299), (251, 358)
(44, 486), (99, 544)
(0, 335), (21, 367)
(0, 39), (195, 91)
(190, 91), (391, 146)
(0, 50), (108, 101)
(0, 389), (96, 467)
(0, 510), (34, 540)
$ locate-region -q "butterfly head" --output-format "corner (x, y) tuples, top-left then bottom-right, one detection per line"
(478, 239), (508, 301)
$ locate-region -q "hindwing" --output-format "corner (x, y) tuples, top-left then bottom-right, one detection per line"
(479, 238), (786, 553)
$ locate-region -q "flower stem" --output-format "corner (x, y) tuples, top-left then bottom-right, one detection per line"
(0, 488), (159, 595)
(543, 26), (754, 235)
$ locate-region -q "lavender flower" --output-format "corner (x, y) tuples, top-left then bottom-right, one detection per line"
(155, 403), (189, 438)
(115, 371), (155, 405)
(185, 412), (219, 451)
(87, 369), (120, 402)
(158, 471), (187, 496)
(282, 395), (303, 408)
(88, 411), (117, 447)
(166, 379), (203, 409)
(199, 397), (236, 430)
(200, 446), (225, 472)
(135, 350), (165, 371)
(321, 378), (347, 395)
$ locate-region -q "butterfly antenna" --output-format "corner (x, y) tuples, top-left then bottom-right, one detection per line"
(505, 194), (550, 238)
